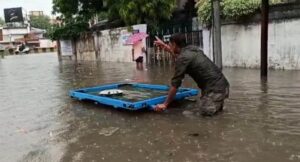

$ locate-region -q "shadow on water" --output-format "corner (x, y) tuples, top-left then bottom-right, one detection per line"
(1, 54), (300, 162)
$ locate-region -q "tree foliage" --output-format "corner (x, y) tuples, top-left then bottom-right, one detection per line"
(52, 0), (104, 22)
(196, 0), (288, 25)
(30, 15), (52, 30)
(50, 0), (176, 40)
(49, 0), (104, 40)
(196, 0), (212, 26)
(108, 0), (176, 28)
(47, 21), (89, 40)
(223, 0), (260, 20)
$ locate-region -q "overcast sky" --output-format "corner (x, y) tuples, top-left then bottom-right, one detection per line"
(0, 0), (53, 19)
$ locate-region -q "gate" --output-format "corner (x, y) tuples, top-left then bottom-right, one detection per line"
(146, 22), (203, 64)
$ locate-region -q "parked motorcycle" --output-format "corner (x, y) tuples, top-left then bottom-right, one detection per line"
(15, 44), (30, 54)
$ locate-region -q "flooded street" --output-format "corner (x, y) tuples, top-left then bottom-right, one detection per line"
(1, 53), (300, 162)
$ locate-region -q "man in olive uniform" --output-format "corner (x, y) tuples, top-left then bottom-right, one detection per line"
(154, 34), (229, 116)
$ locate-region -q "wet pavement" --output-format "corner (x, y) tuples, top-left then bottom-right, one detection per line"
(1, 53), (300, 162)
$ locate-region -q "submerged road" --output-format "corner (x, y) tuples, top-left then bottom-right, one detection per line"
(1, 53), (300, 162)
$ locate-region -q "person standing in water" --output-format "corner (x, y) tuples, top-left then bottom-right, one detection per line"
(132, 39), (146, 70)
(154, 33), (230, 116)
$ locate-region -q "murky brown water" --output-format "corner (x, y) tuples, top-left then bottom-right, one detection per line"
(1, 53), (300, 162)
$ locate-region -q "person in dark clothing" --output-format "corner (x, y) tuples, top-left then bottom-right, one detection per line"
(154, 33), (230, 116)
(19, 42), (25, 52)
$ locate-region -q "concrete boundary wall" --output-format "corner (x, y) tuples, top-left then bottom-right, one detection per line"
(203, 18), (300, 70)
(203, 3), (300, 70)
(64, 24), (147, 62)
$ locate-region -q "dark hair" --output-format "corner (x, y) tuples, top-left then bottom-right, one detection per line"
(169, 33), (187, 48)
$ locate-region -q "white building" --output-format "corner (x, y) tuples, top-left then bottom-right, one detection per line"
(0, 25), (30, 43)
(0, 7), (30, 43)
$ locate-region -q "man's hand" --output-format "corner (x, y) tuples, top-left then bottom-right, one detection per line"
(154, 36), (165, 47)
(154, 36), (173, 54)
(154, 103), (168, 112)
(154, 86), (177, 112)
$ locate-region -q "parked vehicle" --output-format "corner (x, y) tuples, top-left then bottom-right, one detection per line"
(15, 43), (30, 54)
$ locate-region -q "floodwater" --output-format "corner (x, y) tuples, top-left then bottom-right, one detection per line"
(88, 85), (169, 102)
(1, 53), (300, 162)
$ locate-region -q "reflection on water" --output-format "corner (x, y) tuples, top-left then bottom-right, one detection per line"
(1, 54), (300, 162)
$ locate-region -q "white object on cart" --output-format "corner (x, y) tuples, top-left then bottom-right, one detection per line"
(99, 89), (123, 96)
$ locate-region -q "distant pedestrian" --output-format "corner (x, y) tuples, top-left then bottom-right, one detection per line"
(132, 39), (146, 70)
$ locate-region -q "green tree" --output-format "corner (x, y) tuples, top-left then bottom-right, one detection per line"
(47, 21), (89, 40)
(50, 0), (104, 40)
(52, 0), (104, 22)
(30, 15), (52, 30)
(53, 0), (176, 27)
(0, 17), (5, 26)
(50, 0), (176, 39)
(108, 0), (176, 29)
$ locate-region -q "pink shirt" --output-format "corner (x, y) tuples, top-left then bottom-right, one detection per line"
(133, 41), (144, 60)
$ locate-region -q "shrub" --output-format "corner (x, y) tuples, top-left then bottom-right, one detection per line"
(197, 0), (285, 25)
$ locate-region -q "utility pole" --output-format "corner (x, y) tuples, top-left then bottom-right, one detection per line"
(57, 40), (62, 62)
(212, 0), (223, 70)
(261, 0), (269, 79)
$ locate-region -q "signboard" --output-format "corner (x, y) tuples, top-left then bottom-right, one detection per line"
(4, 7), (24, 23)
(121, 30), (131, 46)
(132, 29), (139, 34)
(163, 35), (171, 42)
(60, 40), (73, 56)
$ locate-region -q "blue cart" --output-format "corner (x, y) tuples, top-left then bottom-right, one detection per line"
(69, 83), (199, 110)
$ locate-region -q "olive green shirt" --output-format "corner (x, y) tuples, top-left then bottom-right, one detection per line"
(171, 45), (229, 94)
